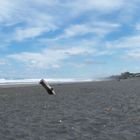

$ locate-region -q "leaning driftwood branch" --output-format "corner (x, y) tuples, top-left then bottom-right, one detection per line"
(39, 79), (56, 95)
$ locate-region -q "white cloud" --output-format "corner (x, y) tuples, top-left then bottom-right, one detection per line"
(117, 0), (140, 24)
(105, 33), (140, 60)
(84, 59), (106, 65)
(32, 0), (58, 5)
(64, 0), (124, 16)
(135, 23), (140, 31)
(15, 27), (46, 41)
(0, 0), (124, 26)
(8, 47), (95, 69)
(107, 35), (140, 49)
(0, 0), (136, 42)
(124, 49), (140, 59)
(63, 24), (91, 38)
(13, 8), (58, 41)
(0, 59), (6, 65)
(1, 0), (140, 79)
(90, 0), (124, 10)
(7, 43), (113, 70)
(58, 22), (120, 39)
(0, 0), (18, 23)
(0, 0), (58, 41)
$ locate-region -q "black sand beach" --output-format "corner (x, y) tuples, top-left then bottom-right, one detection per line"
(0, 79), (140, 140)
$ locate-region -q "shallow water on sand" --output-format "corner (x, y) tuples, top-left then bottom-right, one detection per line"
(0, 80), (140, 140)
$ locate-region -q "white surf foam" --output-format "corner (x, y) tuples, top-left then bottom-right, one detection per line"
(0, 78), (93, 85)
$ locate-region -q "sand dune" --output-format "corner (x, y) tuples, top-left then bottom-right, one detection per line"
(0, 79), (140, 139)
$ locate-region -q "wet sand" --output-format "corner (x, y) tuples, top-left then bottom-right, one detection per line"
(0, 79), (140, 140)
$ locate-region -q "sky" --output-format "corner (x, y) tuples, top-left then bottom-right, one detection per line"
(0, 0), (140, 80)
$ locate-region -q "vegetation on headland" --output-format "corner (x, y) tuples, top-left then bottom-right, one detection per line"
(109, 72), (140, 80)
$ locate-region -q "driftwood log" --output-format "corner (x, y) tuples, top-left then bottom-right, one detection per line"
(39, 79), (56, 95)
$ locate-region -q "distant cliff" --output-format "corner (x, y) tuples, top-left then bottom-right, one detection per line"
(109, 72), (140, 80)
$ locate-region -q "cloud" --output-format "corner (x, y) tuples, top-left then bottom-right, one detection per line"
(84, 59), (106, 65)
(105, 33), (140, 60)
(0, 0), (125, 26)
(117, 0), (140, 24)
(64, 0), (124, 15)
(0, 59), (6, 65)
(0, 0), (18, 24)
(57, 22), (120, 39)
(107, 34), (140, 49)
(123, 49), (140, 59)
(14, 27), (46, 41)
(0, 0), (140, 79)
(0, 0), (137, 29)
(135, 23), (140, 31)
(7, 42), (112, 71)
(0, 0), (58, 41)
(0, 0), (137, 43)
(13, 7), (58, 41)
(32, 0), (58, 5)
(8, 47), (95, 69)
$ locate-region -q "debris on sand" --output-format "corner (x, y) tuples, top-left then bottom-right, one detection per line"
(39, 79), (56, 95)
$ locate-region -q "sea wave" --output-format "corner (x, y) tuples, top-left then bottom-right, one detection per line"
(0, 78), (93, 85)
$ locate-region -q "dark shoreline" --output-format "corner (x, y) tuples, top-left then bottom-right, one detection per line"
(0, 79), (140, 139)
